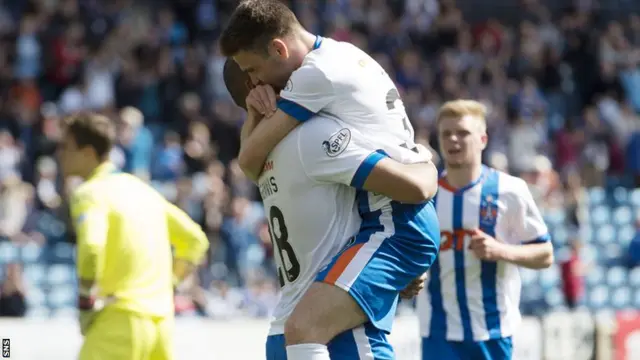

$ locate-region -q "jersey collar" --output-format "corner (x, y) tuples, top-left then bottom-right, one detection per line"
(87, 161), (118, 181)
(439, 165), (488, 194)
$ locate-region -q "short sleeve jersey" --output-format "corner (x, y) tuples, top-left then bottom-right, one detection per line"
(261, 114), (427, 335)
(277, 36), (416, 151)
(417, 168), (551, 342)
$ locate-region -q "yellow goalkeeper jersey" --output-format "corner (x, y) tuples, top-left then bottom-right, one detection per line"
(70, 162), (209, 318)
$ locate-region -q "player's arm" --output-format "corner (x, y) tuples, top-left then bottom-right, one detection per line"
(70, 191), (108, 310)
(164, 200), (210, 286)
(237, 64), (334, 181)
(240, 110), (261, 144)
(360, 151), (438, 203)
(222, 57), (271, 180)
(300, 126), (437, 204)
(498, 241), (554, 269)
(238, 109), (299, 181)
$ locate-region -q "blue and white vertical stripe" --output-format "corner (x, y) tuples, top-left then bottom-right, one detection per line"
(418, 166), (525, 341)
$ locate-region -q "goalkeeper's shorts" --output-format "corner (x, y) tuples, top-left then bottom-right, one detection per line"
(79, 307), (174, 360)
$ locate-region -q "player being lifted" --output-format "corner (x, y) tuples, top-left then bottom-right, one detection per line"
(220, 1), (440, 359)
(59, 113), (209, 360)
(417, 100), (554, 360)
(224, 59), (435, 359)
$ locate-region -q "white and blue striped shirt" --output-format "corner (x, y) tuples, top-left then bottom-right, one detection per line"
(417, 166), (550, 342)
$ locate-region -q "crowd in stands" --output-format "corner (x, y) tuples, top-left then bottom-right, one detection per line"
(0, 0), (639, 318)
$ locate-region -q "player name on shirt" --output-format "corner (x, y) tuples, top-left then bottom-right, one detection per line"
(259, 174), (279, 201)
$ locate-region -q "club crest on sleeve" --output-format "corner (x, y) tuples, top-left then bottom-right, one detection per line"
(284, 79), (293, 92)
(322, 128), (351, 157)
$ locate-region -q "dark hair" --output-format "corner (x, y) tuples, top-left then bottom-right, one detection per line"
(219, 0), (299, 57)
(64, 113), (115, 159)
(223, 58), (252, 110)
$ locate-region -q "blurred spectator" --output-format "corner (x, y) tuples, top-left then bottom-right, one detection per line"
(152, 131), (184, 182)
(244, 276), (279, 318)
(175, 177), (204, 222)
(114, 106), (153, 180)
(561, 238), (586, 309)
(14, 15), (41, 81)
(30, 103), (63, 165)
(581, 106), (610, 187)
(629, 216), (640, 268)
(196, 279), (246, 319)
(58, 72), (89, 115)
(507, 114), (545, 174)
(83, 45), (117, 112)
(521, 155), (563, 211)
(220, 197), (264, 285)
(33, 156), (62, 210)
(183, 120), (214, 175)
(0, 174), (30, 240)
(47, 21), (86, 98)
(564, 171), (588, 230)
(0, 263), (26, 317)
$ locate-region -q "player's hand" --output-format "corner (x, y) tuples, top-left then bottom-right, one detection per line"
(400, 272), (427, 299)
(468, 229), (506, 261)
(246, 85), (278, 117)
(415, 144), (433, 163)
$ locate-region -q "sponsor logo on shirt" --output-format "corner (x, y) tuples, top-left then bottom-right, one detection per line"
(322, 128), (351, 157)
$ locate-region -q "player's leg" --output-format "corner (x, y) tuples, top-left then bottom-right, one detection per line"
(285, 281), (367, 359)
(284, 233), (438, 360)
(266, 335), (288, 360)
(421, 337), (462, 360)
(149, 315), (175, 360)
(327, 322), (395, 359)
(79, 307), (153, 360)
(269, 324), (393, 360)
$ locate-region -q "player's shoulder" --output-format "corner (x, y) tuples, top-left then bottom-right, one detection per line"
(296, 37), (354, 77)
(491, 167), (532, 202)
(114, 173), (163, 199)
(298, 116), (352, 142)
(71, 175), (106, 202)
(494, 169), (529, 191)
(69, 183), (92, 205)
(69, 180), (105, 214)
(296, 116), (360, 158)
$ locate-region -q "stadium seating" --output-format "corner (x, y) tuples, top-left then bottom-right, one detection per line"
(523, 187), (640, 314)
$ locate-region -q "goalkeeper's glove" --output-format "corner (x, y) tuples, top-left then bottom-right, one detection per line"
(78, 287), (105, 336)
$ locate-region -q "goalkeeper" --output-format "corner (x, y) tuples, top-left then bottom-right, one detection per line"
(59, 113), (209, 360)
